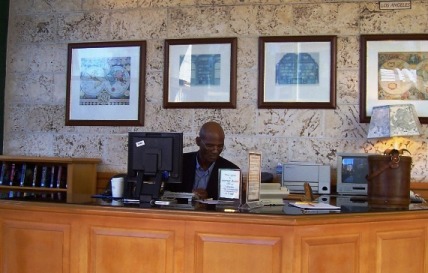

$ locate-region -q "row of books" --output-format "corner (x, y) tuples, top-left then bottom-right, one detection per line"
(0, 191), (67, 202)
(0, 162), (68, 189)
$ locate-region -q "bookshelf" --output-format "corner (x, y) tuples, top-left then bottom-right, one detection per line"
(0, 155), (100, 203)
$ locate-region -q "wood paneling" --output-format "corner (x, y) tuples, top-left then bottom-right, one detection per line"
(89, 227), (177, 273)
(370, 220), (428, 273)
(186, 221), (288, 273)
(2, 201), (428, 273)
(79, 213), (186, 273)
(2, 220), (71, 273)
(294, 222), (369, 273)
(301, 234), (361, 273)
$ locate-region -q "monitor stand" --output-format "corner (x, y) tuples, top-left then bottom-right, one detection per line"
(135, 172), (163, 208)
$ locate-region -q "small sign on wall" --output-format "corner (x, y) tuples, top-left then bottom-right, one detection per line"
(379, 1), (411, 10)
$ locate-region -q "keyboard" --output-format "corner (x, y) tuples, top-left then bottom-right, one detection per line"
(162, 191), (194, 200)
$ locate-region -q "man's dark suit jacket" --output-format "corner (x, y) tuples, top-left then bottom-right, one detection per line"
(165, 151), (239, 199)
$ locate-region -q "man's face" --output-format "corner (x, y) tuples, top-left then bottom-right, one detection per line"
(196, 134), (224, 164)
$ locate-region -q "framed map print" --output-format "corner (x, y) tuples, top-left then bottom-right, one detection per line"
(360, 34), (428, 124)
(66, 41), (146, 126)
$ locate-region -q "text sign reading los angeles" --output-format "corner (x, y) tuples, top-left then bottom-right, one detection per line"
(379, 1), (411, 10)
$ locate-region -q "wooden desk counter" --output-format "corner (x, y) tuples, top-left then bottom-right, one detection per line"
(1, 200), (427, 273)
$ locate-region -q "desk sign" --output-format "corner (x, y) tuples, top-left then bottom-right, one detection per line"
(218, 169), (241, 201)
(240, 152), (264, 210)
(247, 152), (262, 202)
(379, 1), (411, 10)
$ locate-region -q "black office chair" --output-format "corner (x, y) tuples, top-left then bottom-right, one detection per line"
(261, 172), (274, 183)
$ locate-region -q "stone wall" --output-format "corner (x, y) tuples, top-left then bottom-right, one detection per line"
(4, 0), (428, 181)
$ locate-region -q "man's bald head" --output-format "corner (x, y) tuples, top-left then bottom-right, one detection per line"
(196, 121), (226, 168)
(199, 121), (225, 140)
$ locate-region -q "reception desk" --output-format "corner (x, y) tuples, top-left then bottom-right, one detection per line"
(1, 197), (428, 273)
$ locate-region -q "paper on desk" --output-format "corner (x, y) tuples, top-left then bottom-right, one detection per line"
(290, 202), (340, 210)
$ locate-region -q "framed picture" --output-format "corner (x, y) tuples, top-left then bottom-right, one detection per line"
(360, 34), (428, 124)
(163, 38), (237, 108)
(258, 36), (337, 109)
(66, 41), (146, 126)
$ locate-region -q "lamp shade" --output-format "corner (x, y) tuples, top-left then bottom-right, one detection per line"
(367, 104), (422, 139)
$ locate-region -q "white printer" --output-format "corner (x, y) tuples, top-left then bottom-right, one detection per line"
(281, 162), (331, 194)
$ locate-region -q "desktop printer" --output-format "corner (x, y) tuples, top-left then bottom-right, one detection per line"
(281, 162), (331, 194)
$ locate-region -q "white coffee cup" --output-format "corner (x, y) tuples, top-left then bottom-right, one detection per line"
(111, 177), (125, 198)
(111, 200), (123, 206)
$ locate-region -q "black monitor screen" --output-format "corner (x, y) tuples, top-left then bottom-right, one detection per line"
(127, 132), (183, 202)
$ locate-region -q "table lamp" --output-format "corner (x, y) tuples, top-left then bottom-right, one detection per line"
(367, 104), (422, 154)
(366, 104), (422, 208)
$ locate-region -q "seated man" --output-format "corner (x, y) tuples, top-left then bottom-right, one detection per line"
(166, 121), (239, 199)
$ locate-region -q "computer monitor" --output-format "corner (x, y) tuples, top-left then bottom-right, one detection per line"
(336, 153), (373, 195)
(126, 132), (183, 205)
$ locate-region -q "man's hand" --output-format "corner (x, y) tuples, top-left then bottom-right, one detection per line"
(192, 189), (208, 200)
